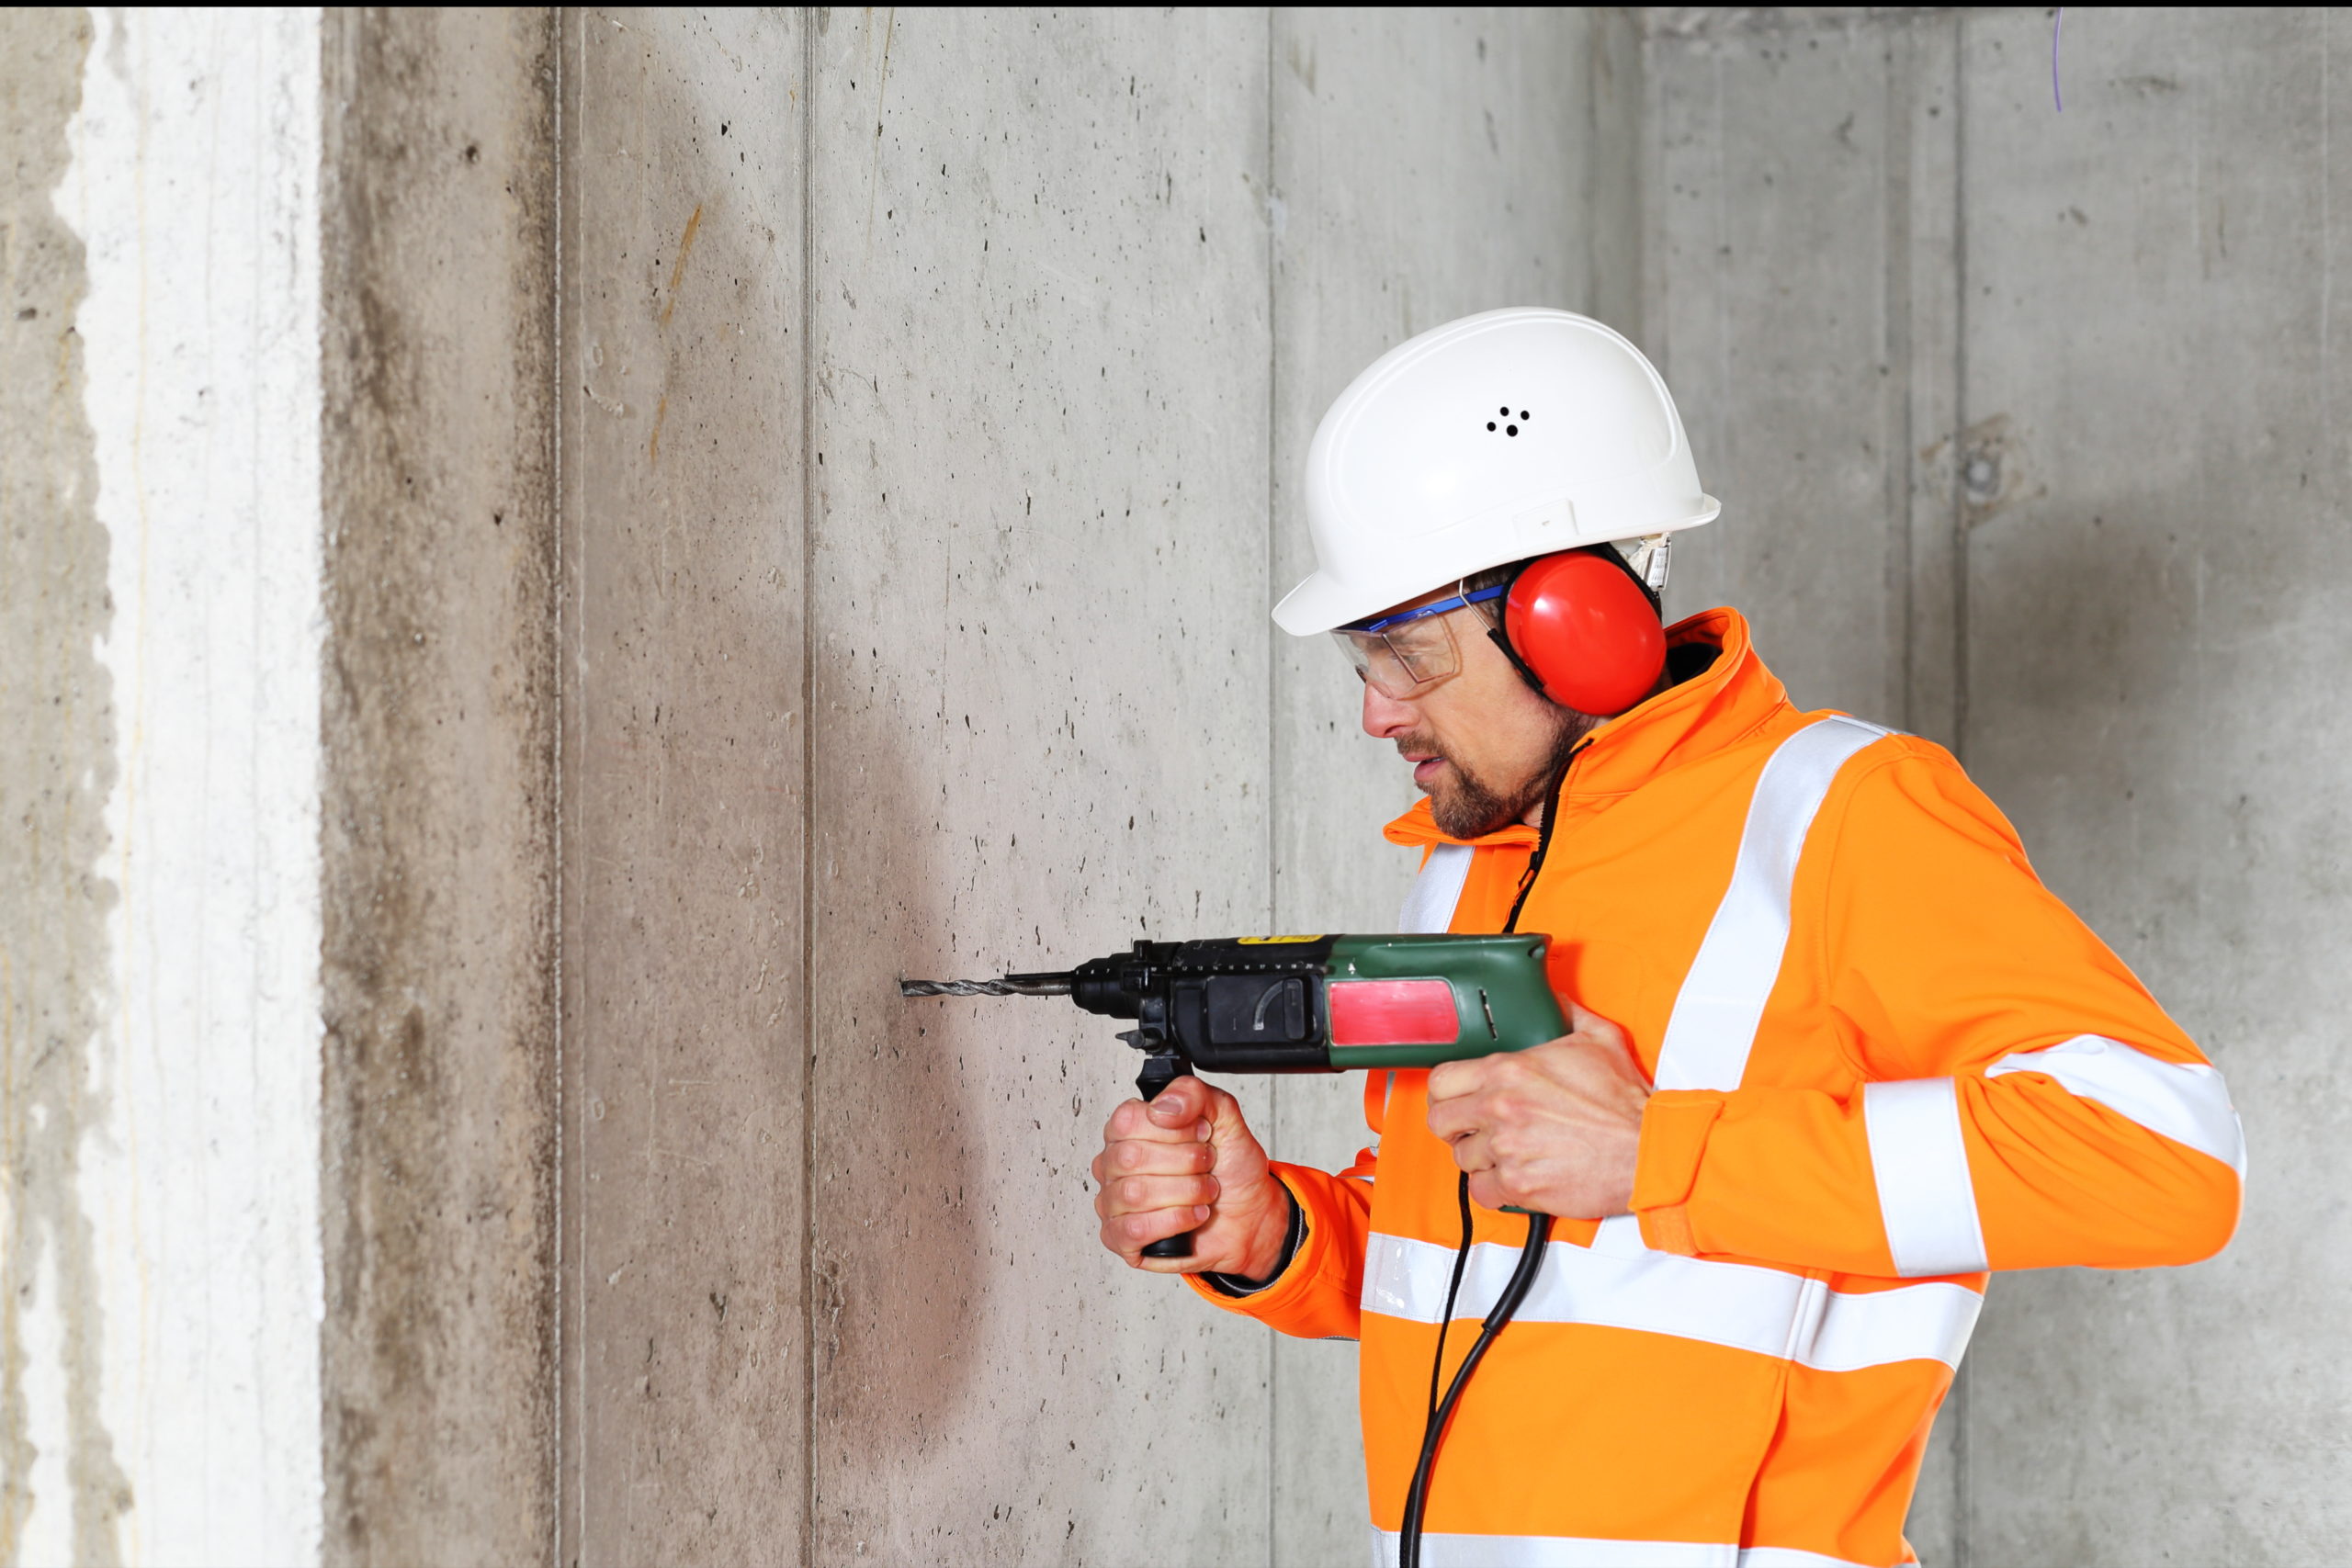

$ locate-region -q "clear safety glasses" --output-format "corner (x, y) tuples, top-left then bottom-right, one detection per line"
(1330, 584), (1508, 700)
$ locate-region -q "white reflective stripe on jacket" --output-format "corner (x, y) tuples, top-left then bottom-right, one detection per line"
(1363, 719), (1952, 1366)
(1372, 1529), (1885, 1567)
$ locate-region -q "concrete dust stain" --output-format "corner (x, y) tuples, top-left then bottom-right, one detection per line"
(649, 391), (667, 463)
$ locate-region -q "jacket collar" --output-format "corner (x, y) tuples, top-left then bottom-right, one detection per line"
(1383, 606), (1789, 849)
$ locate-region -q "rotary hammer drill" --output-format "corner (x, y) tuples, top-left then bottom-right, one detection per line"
(900, 931), (1564, 1258)
(903, 931), (1569, 1568)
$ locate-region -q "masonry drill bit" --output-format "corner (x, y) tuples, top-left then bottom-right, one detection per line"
(899, 972), (1074, 998)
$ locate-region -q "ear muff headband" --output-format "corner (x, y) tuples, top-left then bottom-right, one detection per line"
(1498, 548), (1668, 716)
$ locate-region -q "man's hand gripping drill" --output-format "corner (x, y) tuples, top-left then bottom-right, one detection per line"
(1090, 999), (1645, 1277)
(1091, 1077), (1294, 1278)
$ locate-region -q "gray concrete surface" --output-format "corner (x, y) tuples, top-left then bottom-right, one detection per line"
(539, 9), (1627, 1565)
(16, 6), (2339, 1564)
(0, 12), (121, 1561)
(801, 12), (1279, 1560)
(1958, 9), (2350, 1561)
(559, 8), (808, 1561)
(1645, 6), (2349, 1560)
(318, 10), (560, 1563)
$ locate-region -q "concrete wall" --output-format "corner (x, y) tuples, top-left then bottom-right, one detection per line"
(559, 9), (807, 1559)
(558, 10), (1616, 1564)
(319, 10), (560, 1564)
(5, 10), (327, 1562)
(1645, 6), (2348, 1561)
(20, 6), (2333, 1564)
(4, 9), (561, 1565)
(1, 6), (1620, 1564)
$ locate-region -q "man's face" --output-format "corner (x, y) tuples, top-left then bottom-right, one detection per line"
(1356, 587), (1593, 839)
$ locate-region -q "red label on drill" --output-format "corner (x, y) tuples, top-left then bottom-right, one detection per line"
(1327, 979), (1459, 1046)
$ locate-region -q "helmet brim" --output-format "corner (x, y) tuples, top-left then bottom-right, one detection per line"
(1270, 498), (1721, 636)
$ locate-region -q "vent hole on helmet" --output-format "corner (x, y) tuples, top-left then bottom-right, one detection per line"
(1487, 421), (1497, 431)
(1519, 410), (1531, 420)
(1506, 424), (1520, 436)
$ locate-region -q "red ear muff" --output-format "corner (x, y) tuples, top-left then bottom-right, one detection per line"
(1502, 549), (1668, 716)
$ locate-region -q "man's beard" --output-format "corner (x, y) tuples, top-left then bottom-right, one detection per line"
(1405, 707), (1597, 840)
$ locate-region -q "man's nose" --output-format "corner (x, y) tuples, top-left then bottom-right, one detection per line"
(1362, 681), (1419, 739)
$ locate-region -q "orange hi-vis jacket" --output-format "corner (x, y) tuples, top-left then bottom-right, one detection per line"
(1190, 607), (2244, 1567)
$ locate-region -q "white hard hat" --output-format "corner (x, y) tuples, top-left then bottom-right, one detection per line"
(1273, 308), (1719, 636)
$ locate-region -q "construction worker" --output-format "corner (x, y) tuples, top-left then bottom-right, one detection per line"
(1089, 310), (2244, 1567)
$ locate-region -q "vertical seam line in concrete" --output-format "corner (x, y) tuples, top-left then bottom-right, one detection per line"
(1950, 14), (1970, 776)
(549, 9), (567, 1565)
(1886, 18), (1915, 734)
(797, 13), (819, 1567)
(1949, 17), (1972, 1562)
(1261, 11), (1280, 1562)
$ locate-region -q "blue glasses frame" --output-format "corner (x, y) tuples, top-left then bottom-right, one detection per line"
(1346, 583), (1507, 636)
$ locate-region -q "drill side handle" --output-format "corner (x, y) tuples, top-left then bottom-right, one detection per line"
(1135, 1050), (1198, 1260)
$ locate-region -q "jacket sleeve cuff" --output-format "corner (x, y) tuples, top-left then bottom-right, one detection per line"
(1183, 1166), (1345, 1324)
(1632, 1090), (1726, 1257)
(1200, 1184), (1306, 1296)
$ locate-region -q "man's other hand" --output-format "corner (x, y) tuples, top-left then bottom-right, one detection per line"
(1425, 1001), (1650, 1217)
(1091, 1077), (1292, 1278)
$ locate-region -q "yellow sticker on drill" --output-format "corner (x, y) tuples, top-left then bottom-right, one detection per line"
(1237, 934), (1325, 944)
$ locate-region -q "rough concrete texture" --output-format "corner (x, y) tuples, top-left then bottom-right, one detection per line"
(538, 12), (1645, 1566)
(1958, 9), (2352, 1561)
(318, 10), (558, 1564)
(0, 11), (119, 1562)
(47, 7), (2342, 1563)
(802, 11), (1280, 1561)
(1266, 11), (1616, 1559)
(1646, 6), (2349, 1560)
(1647, 8), (1962, 739)
(559, 9), (808, 1562)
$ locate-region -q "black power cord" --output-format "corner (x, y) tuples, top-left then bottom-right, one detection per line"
(1399, 728), (1576, 1565)
(1421, 1176), (1476, 1424)
(1397, 1208), (1555, 1568)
